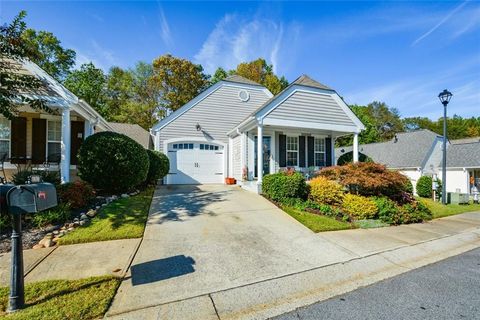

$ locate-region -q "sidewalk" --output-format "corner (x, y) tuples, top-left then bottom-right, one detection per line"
(106, 212), (480, 320)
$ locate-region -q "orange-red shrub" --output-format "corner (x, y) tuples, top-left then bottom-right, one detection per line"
(57, 180), (96, 209)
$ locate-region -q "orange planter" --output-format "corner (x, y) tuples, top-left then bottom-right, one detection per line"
(225, 177), (236, 185)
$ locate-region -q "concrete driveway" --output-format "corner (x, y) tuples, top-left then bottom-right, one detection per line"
(108, 185), (357, 316)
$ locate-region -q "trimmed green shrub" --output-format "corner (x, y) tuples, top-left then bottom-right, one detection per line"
(309, 176), (344, 205)
(77, 132), (149, 193)
(373, 197), (399, 225)
(416, 176), (433, 198)
(342, 194), (378, 220)
(146, 150), (169, 185)
(12, 170), (61, 186)
(337, 152), (372, 165)
(398, 200), (432, 224)
(404, 179), (414, 194)
(57, 181), (95, 209)
(262, 172), (307, 201)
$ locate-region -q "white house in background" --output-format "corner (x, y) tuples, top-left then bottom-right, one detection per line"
(151, 74), (365, 192)
(336, 130), (480, 195)
(1, 59), (112, 183)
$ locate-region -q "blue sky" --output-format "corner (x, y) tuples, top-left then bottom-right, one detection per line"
(1, 1), (479, 119)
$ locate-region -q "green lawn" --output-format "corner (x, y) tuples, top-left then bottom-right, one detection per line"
(420, 198), (480, 219)
(282, 206), (353, 233)
(59, 187), (154, 245)
(0, 276), (120, 320)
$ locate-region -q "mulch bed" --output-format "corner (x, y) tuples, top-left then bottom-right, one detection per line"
(0, 225), (57, 253)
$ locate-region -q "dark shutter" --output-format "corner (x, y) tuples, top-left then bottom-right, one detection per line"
(70, 121), (85, 165)
(11, 117), (27, 163)
(325, 137), (332, 167)
(307, 136), (314, 167)
(299, 136), (306, 167)
(32, 118), (46, 164)
(279, 134), (286, 167)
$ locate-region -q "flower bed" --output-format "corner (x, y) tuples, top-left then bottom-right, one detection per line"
(262, 163), (432, 232)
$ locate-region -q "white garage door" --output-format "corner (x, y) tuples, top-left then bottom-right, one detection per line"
(167, 142), (224, 184)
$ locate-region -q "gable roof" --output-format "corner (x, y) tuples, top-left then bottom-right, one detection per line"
(152, 78), (272, 132)
(447, 139), (480, 168)
(223, 75), (262, 86)
(108, 122), (153, 149)
(292, 74), (332, 90)
(336, 129), (441, 168)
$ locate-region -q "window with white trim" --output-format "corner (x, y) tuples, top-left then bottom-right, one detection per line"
(286, 136), (298, 166)
(0, 118), (10, 158)
(47, 121), (61, 159)
(314, 137), (326, 167)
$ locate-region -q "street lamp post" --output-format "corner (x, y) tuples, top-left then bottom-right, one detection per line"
(438, 89), (452, 205)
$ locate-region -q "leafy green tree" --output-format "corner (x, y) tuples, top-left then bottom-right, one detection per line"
(403, 115), (480, 139)
(105, 66), (134, 118)
(110, 62), (162, 130)
(210, 67), (228, 84)
(0, 11), (49, 118)
(64, 62), (108, 116)
(152, 54), (209, 112)
(22, 28), (75, 81)
(234, 58), (288, 94)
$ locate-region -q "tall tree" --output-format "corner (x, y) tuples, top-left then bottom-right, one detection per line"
(0, 11), (49, 118)
(105, 66), (134, 118)
(404, 115), (480, 140)
(64, 62), (108, 116)
(152, 54), (209, 112)
(22, 28), (75, 81)
(210, 67), (228, 84)
(234, 58), (288, 94)
(109, 62), (163, 130)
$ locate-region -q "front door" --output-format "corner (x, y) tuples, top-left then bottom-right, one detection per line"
(254, 136), (271, 177)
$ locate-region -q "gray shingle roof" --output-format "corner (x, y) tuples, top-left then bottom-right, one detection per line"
(223, 75), (262, 86)
(447, 141), (480, 168)
(292, 74), (332, 90)
(336, 129), (441, 168)
(108, 122), (153, 149)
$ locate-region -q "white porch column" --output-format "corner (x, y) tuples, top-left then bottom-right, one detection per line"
(257, 124), (263, 185)
(61, 108), (71, 183)
(154, 131), (161, 151)
(353, 132), (359, 163)
(84, 119), (94, 138)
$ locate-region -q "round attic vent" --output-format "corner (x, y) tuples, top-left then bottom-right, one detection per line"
(238, 90), (250, 102)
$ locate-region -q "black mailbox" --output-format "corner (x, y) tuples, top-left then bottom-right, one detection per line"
(0, 184), (15, 214)
(7, 183), (57, 214)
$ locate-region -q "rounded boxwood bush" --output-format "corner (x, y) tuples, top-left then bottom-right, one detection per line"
(77, 132), (149, 193)
(262, 171), (307, 202)
(146, 150), (169, 185)
(416, 175), (433, 198)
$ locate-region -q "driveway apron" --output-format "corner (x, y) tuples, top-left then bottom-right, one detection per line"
(108, 185), (356, 315)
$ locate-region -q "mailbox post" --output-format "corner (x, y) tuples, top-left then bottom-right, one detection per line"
(5, 183), (57, 312)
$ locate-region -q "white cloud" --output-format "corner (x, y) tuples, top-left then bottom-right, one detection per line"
(73, 41), (119, 71)
(194, 14), (298, 75)
(412, 1), (469, 46)
(158, 6), (173, 47)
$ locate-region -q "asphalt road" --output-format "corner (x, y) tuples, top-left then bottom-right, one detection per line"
(273, 248), (480, 320)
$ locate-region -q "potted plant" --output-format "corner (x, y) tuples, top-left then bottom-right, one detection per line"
(225, 177), (236, 185)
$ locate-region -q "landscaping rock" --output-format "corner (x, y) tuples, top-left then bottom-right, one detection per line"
(33, 244), (45, 249)
(53, 230), (59, 235)
(121, 194), (129, 198)
(96, 206), (101, 210)
(86, 209), (96, 218)
(45, 233), (53, 239)
(52, 237), (60, 243)
(80, 214), (88, 220)
(67, 227), (74, 232)
(73, 218), (79, 222)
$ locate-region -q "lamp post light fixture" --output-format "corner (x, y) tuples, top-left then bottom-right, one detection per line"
(438, 89), (453, 205)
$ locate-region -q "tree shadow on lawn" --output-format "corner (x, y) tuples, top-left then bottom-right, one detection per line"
(148, 185), (229, 224)
(105, 193), (152, 230)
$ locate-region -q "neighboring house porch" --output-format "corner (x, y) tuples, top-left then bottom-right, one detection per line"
(2, 59), (111, 183)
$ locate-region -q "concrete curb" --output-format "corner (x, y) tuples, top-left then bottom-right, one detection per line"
(105, 228), (480, 320)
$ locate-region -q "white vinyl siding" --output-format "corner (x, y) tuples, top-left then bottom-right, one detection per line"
(286, 136), (298, 167)
(0, 118), (10, 158)
(314, 137), (326, 167)
(266, 91), (355, 126)
(157, 85), (270, 152)
(47, 120), (61, 158)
